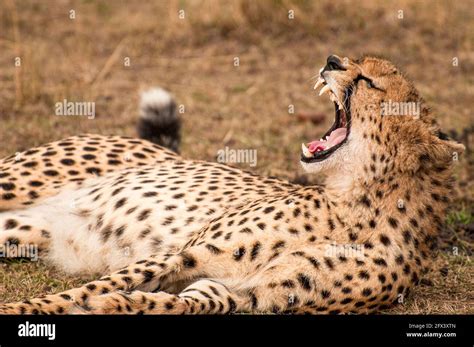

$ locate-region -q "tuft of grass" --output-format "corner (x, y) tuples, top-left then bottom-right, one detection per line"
(447, 209), (474, 226)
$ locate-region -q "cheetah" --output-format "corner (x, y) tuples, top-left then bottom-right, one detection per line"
(0, 55), (464, 314)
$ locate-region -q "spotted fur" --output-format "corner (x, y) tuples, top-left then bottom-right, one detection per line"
(0, 56), (464, 314)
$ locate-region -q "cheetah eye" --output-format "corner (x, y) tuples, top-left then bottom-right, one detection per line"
(355, 74), (385, 92)
(366, 80), (376, 89)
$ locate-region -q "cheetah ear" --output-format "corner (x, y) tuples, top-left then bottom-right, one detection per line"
(397, 126), (465, 174)
(423, 135), (465, 166)
(434, 130), (466, 154)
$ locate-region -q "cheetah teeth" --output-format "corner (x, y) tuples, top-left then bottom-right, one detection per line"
(313, 77), (324, 90)
(330, 92), (344, 110)
(302, 143), (313, 158)
(319, 85), (331, 96)
(313, 75), (343, 110)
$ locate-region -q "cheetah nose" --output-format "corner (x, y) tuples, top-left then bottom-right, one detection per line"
(325, 55), (346, 71)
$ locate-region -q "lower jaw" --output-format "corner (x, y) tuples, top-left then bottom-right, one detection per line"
(301, 88), (352, 164)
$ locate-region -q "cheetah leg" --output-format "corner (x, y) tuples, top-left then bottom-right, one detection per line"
(70, 280), (248, 314)
(0, 211), (52, 255)
(0, 251), (201, 314)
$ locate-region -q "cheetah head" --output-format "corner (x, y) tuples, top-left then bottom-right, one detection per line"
(301, 55), (465, 188)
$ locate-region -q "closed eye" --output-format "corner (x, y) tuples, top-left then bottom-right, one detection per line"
(354, 74), (385, 92)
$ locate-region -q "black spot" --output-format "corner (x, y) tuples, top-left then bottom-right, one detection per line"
(210, 223), (221, 231)
(250, 242), (261, 261)
(108, 160), (122, 165)
(115, 225), (126, 237)
(115, 198), (127, 209)
(378, 274), (386, 284)
(240, 227), (253, 234)
(28, 191), (39, 199)
(387, 217), (398, 228)
(403, 230), (412, 244)
(272, 241), (285, 250)
(359, 195), (371, 208)
(0, 182), (15, 191)
(137, 209), (152, 221)
(324, 257), (334, 270)
(380, 234), (391, 246)
(281, 280), (295, 288)
(142, 270), (155, 282)
(233, 247), (246, 261)
(43, 170), (59, 177)
(297, 274), (312, 291)
(28, 180), (44, 187)
(288, 227), (299, 235)
(7, 237), (19, 245)
(5, 219), (18, 230)
(182, 254), (196, 268)
(250, 293), (258, 309)
(395, 254), (404, 265)
(409, 218), (419, 228)
(363, 241), (374, 249)
(60, 158), (75, 166)
(227, 297), (237, 312)
(373, 258), (388, 267)
(340, 298), (353, 304)
(358, 270), (370, 280)
(369, 219), (376, 228)
(205, 244), (223, 254)
(263, 206), (275, 214)
(23, 161), (38, 168)
(321, 290), (330, 299)
(86, 284), (97, 291)
(86, 167), (101, 175)
(274, 211), (284, 220)
(327, 218), (335, 231)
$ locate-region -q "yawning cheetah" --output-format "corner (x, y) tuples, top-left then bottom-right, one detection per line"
(0, 55), (464, 314)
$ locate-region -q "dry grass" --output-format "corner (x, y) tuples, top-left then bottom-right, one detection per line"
(0, 0), (472, 314)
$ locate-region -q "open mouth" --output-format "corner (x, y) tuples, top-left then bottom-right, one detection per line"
(301, 78), (351, 163)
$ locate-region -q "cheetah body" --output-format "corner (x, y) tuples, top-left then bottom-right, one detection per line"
(0, 56), (464, 314)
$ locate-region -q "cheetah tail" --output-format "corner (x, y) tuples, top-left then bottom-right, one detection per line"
(137, 87), (181, 153)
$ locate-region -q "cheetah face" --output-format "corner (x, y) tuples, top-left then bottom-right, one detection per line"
(301, 54), (464, 177)
(300, 54), (362, 174)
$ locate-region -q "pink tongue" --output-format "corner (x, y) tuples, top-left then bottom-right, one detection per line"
(308, 128), (347, 153)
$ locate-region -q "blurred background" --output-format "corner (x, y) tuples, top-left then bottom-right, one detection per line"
(0, 0), (472, 313)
